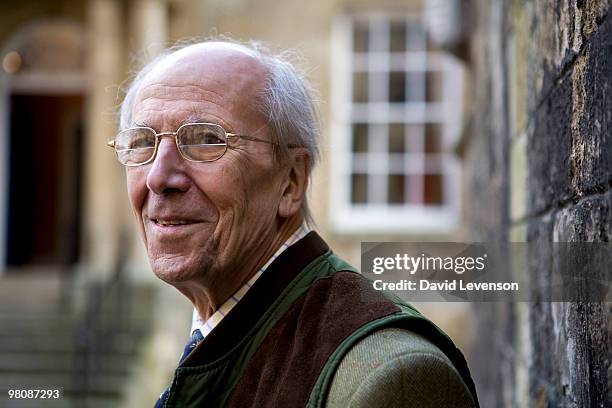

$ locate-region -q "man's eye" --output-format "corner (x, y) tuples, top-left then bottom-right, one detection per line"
(202, 133), (224, 144)
(129, 135), (155, 149)
(182, 131), (224, 145)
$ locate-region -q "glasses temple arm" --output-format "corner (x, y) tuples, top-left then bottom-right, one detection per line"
(228, 134), (301, 148)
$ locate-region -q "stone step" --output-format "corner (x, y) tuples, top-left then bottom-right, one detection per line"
(0, 277), (157, 406)
(0, 353), (132, 375)
(0, 312), (78, 323)
(0, 333), (142, 355)
(0, 321), (149, 335)
(0, 322), (133, 335)
(0, 270), (65, 312)
(0, 273), (156, 315)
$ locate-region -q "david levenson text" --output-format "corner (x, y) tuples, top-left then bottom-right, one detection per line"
(373, 279), (519, 291)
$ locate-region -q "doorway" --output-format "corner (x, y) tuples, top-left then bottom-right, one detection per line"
(6, 93), (84, 267)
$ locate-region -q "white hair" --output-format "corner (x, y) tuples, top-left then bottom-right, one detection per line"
(119, 38), (320, 225)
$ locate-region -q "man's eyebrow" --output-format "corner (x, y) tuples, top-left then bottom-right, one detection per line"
(129, 117), (230, 131)
(181, 116), (238, 133)
(132, 121), (153, 129)
(181, 115), (218, 125)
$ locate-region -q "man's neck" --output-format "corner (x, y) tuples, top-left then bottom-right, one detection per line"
(189, 213), (306, 321)
(255, 213), (305, 273)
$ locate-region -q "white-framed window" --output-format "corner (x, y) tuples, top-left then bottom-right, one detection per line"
(330, 13), (464, 234)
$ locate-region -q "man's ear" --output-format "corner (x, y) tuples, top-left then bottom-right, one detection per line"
(278, 149), (310, 219)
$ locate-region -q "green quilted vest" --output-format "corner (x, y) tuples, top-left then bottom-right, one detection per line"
(162, 232), (478, 408)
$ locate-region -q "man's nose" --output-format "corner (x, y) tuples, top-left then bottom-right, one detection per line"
(146, 137), (191, 194)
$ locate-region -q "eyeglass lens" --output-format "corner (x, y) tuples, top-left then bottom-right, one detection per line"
(114, 123), (228, 165)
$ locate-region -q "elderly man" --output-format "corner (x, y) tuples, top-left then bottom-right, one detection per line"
(110, 40), (479, 407)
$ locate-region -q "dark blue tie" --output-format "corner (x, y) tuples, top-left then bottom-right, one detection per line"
(154, 329), (204, 407)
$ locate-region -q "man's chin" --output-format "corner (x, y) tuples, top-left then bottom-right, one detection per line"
(149, 256), (203, 284)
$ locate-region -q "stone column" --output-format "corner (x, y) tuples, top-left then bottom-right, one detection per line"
(129, 0), (168, 60)
(83, 0), (124, 280)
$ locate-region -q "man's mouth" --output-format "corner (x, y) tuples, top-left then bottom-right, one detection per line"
(152, 219), (199, 226)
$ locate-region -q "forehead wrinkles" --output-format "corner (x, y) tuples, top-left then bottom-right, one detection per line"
(138, 82), (224, 102)
(134, 82), (225, 115)
(132, 88), (230, 129)
(135, 103), (232, 131)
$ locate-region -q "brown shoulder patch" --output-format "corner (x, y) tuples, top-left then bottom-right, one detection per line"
(227, 271), (399, 408)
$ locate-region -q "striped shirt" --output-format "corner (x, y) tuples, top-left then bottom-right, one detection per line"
(190, 222), (311, 338)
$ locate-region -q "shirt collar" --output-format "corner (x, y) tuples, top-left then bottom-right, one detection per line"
(190, 221), (311, 338)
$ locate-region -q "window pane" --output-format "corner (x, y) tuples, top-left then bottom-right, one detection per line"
(353, 71), (368, 102)
(352, 124), (368, 153)
(426, 70), (443, 102)
(425, 124), (442, 153)
(425, 155), (442, 173)
(390, 21), (406, 52)
(353, 22), (369, 52)
(369, 72), (387, 102)
(406, 24), (425, 51)
(424, 174), (443, 204)
(406, 175), (422, 204)
(351, 173), (368, 203)
(388, 123), (405, 153)
(406, 71), (425, 102)
(388, 153), (405, 173)
(369, 123), (386, 152)
(388, 174), (405, 204)
(389, 72), (406, 102)
(405, 124), (423, 153)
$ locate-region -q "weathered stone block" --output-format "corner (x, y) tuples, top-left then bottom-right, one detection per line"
(554, 189), (612, 242)
(530, 301), (612, 408)
(527, 72), (574, 215)
(528, 0), (611, 108)
(570, 15), (612, 196)
(528, 10), (612, 222)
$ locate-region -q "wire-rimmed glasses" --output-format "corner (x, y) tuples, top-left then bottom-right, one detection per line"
(107, 122), (283, 167)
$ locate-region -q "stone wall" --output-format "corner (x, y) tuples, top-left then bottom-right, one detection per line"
(466, 0), (612, 406)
